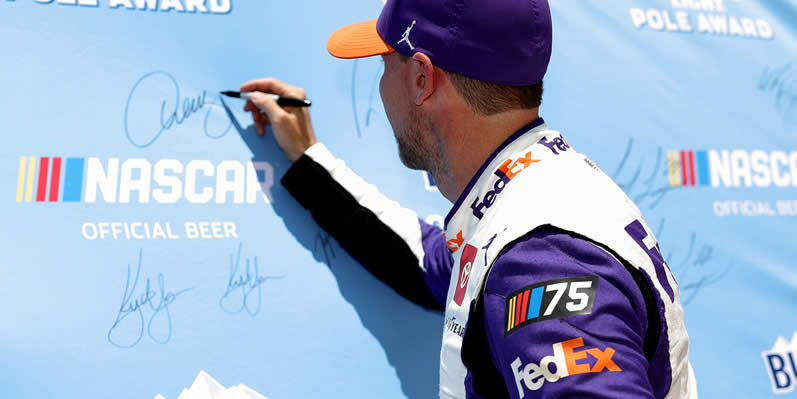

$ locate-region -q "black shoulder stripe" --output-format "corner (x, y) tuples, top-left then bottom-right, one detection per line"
(282, 154), (444, 311)
(462, 292), (512, 398)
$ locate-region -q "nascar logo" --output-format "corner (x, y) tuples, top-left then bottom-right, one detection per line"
(668, 149), (797, 188)
(15, 156), (273, 204)
(15, 156), (70, 203)
(505, 277), (598, 336)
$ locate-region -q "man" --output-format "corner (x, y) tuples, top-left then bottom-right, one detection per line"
(240, 0), (697, 397)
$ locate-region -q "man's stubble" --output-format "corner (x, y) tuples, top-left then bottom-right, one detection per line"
(394, 106), (446, 179)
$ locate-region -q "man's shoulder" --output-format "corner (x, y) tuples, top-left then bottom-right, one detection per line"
(475, 227), (658, 398)
(483, 226), (648, 313)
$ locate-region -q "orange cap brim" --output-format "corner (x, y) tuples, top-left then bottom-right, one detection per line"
(327, 19), (395, 59)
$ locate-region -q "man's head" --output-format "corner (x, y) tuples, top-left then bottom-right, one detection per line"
(327, 0), (552, 172)
(378, 51), (544, 173)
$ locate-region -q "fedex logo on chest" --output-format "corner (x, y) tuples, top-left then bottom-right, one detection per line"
(538, 134), (571, 155)
(471, 151), (540, 220)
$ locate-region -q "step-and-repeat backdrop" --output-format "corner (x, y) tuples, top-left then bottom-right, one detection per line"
(1, 0), (796, 398)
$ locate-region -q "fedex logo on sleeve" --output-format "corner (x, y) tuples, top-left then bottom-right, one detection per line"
(510, 337), (621, 397)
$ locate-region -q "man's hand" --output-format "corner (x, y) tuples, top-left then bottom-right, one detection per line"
(240, 78), (317, 162)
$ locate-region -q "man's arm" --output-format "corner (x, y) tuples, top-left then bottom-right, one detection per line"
(463, 228), (660, 398)
(282, 143), (453, 310)
(239, 78), (453, 311)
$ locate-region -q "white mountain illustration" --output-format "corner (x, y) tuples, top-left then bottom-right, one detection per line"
(770, 332), (797, 352)
(153, 370), (268, 399)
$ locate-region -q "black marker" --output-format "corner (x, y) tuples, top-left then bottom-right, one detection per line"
(220, 90), (312, 107)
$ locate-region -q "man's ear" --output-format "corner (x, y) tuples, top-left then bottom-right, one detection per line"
(411, 52), (436, 106)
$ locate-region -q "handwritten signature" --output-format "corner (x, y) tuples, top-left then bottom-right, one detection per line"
(219, 242), (281, 316)
(612, 138), (679, 209)
(107, 249), (191, 348)
(350, 59), (386, 137)
(651, 217), (729, 305)
(759, 64), (797, 128)
(611, 139), (730, 305)
(124, 70), (233, 148)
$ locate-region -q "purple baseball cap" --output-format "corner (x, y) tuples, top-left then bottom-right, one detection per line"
(327, 0), (552, 86)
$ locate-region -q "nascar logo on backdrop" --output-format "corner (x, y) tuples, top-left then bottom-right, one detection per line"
(15, 156), (273, 204)
(629, 0), (774, 39)
(665, 149), (797, 217)
(13, 156), (274, 241)
(667, 149), (797, 188)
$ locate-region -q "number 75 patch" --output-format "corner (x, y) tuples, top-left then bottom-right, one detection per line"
(505, 276), (598, 336)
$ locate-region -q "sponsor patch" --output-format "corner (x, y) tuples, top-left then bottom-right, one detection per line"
(762, 331), (797, 394)
(453, 244), (478, 306)
(510, 337), (621, 398)
(470, 151), (540, 220)
(505, 276), (598, 336)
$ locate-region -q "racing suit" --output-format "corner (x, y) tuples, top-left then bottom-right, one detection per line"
(281, 118), (696, 398)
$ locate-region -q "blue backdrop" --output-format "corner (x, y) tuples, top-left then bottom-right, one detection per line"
(1, 0), (796, 397)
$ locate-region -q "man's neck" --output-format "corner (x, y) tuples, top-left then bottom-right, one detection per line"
(431, 108), (541, 203)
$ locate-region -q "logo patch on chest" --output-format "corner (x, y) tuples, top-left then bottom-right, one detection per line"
(453, 244), (478, 306)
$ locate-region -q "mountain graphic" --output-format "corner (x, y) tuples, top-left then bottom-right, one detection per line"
(153, 370), (268, 399)
(770, 332), (797, 352)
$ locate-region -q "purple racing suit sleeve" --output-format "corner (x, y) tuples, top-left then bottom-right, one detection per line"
(281, 143), (454, 310)
(420, 220), (457, 306)
(463, 227), (667, 398)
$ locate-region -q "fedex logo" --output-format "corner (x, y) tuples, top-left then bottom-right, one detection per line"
(471, 151), (540, 219)
(446, 231), (464, 253)
(15, 156), (273, 204)
(510, 337), (621, 398)
(538, 134), (571, 155)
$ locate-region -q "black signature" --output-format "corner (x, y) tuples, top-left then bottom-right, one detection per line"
(219, 242), (281, 316)
(652, 217), (730, 305)
(612, 138), (680, 209)
(350, 59), (385, 137)
(107, 249), (191, 348)
(759, 64), (797, 128)
(611, 139), (730, 305)
(124, 70), (232, 148)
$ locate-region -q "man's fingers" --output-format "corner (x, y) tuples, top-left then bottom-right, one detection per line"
(247, 91), (285, 121)
(255, 110), (271, 128)
(258, 111), (271, 126)
(240, 78), (290, 96)
(250, 110), (265, 135)
(240, 78), (307, 100)
(245, 99), (270, 136)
